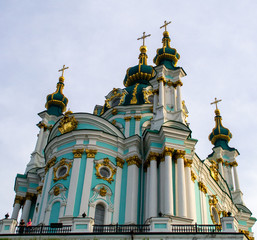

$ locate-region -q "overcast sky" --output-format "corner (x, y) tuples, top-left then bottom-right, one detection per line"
(0, 0), (257, 233)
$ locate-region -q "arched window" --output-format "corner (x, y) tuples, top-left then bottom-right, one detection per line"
(94, 203), (105, 225)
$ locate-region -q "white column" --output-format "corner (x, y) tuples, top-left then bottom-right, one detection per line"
(11, 197), (22, 219)
(125, 156), (140, 224)
(159, 159), (165, 215)
(144, 165), (150, 221)
(171, 87), (177, 111)
(232, 162), (240, 191)
(153, 90), (158, 113)
(65, 149), (83, 216)
(158, 78), (165, 107)
(21, 194), (33, 222)
(176, 151), (186, 217)
(200, 190), (208, 224)
(35, 123), (45, 152)
(79, 150), (97, 215)
(184, 160), (196, 221)
(124, 117), (131, 138)
(113, 158), (124, 223)
(134, 116), (141, 135)
(59, 202), (66, 218)
(227, 165), (234, 191)
(176, 84), (182, 111)
(163, 148), (173, 215)
(148, 153), (158, 218)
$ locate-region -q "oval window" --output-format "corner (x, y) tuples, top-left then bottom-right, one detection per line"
(99, 167), (111, 178)
(211, 207), (220, 224)
(57, 166), (67, 177)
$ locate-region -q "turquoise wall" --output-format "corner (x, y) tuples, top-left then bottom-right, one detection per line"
(195, 181), (202, 224)
(129, 117), (136, 136)
(119, 162), (128, 224)
(49, 201), (60, 224)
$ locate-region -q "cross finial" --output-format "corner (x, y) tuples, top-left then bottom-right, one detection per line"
(160, 20), (172, 32)
(211, 97), (222, 110)
(58, 65), (69, 77)
(137, 32), (151, 46)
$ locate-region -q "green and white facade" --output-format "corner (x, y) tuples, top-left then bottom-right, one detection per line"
(8, 28), (255, 238)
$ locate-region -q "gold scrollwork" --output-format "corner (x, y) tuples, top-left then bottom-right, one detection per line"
(45, 156), (57, 173)
(26, 193), (35, 201)
(163, 147), (174, 157)
(99, 187), (107, 197)
(198, 181), (207, 194)
(14, 195), (24, 205)
(142, 88), (153, 104)
(134, 115), (142, 121)
(210, 160), (219, 181)
(230, 161), (238, 167)
(86, 149), (97, 158)
(147, 152), (159, 162)
(53, 186), (60, 196)
(184, 159), (193, 167)
(36, 186), (43, 195)
(191, 171), (197, 182)
(126, 155), (142, 168)
(95, 158), (116, 183)
(124, 116), (132, 122)
(58, 111), (78, 134)
(174, 150), (186, 159)
(53, 159), (72, 182)
(112, 108), (118, 115)
(72, 149), (84, 158)
(209, 195), (221, 224)
(116, 157), (125, 168)
(130, 83), (139, 104)
(217, 158), (223, 163)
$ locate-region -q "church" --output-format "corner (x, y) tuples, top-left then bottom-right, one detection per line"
(0, 21), (255, 239)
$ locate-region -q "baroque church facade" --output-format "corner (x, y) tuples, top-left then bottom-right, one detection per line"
(5, 22), (255, 238)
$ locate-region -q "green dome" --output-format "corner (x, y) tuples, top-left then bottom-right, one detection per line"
(45, 76), (68, 117)
(209, 109), (232, 146)
(124, 46), (154, 87)
(153, 31), (180, 69)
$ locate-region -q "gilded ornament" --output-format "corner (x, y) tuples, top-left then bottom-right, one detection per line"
(95, 158), (116, 183)
(99, 187), (107, 197)
(45, 156), (57, 173)
(152, 89), (159, 95)
(198, 181), (207, 194)
(174, 150), (186, 159)
(163, 147), (174, 157)
(53, 186), (60, 196)
(58, 111), (78, 134)
(36, 186), (43, 194)
(224, 161), (230, 167)
(209, 195), (221, 224)
(191, 171), (197, 182)
(124, 116), (132, 122)
(130, 83), (139, 104)
(210, 160), (219, 181)
(147, 152), (159, 162)
(217, 158), (223, 163)
(184, 159), (193, 167)
(116, 157), (125, 168)
(230, 161), (238, 167)
(112, 108), (118, 115)
(14, 195), (24, 205)
(157, 76), (166, 83)
(126, 155), (142, 168)
(142, 88), (153, 104)
(53, 159), (72, 182)
(112, 120), (116, 125)
(72, 149), (84, 158)
(37, 122), (47, 130)
(86, 149), (97, 158)
(119, 91), (126, 105)
(222, 210), (228, 217)
(26, 193), (35, 201)
(134, 115), (142, 121)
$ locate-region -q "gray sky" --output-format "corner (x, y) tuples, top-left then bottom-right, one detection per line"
(0, 0), (256, 233)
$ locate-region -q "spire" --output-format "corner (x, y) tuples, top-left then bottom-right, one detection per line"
(209, 98), (232, 148)
(45, 65), (69, 117)
(123, 32), (154, 87)
(153, 20), (180, 69)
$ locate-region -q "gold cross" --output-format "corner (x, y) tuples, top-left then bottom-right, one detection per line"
(58, 65), (69, 77)
(211, 97), (222, 110)
(160, 20), (172, 31)
(137, 32), (151, 46)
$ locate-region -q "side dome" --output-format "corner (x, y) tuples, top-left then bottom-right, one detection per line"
(153, 31), (180, 69)
(209, 109), (232, 146)
(123, 45), (155, 87)
(45, 76), (68, 117)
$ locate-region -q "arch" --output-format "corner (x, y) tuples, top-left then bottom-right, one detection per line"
(141, 120), (151, 134)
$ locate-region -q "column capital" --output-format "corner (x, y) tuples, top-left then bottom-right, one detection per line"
(191, 171), (197, 182)
(152, 89), (159, 95)
(116, 157), (125, 168)
(224, 161), (230, 167)
(112, 108), (118, 115)
(85, 149), (97, 158)
(124, 116), (132, 121)
(217, 158), (224, 163)
(14, 195), (24, 205)
(126, 155), (142, 168)
(36, 186), (43, 195)
(37, 121), (47, 130)
(134, 115), (142, 121)
(26, 192), (35, 201)
(147, 152), (159, 162)
(163, 147), (174, 157)
(174, 150), (186, 159)
(184, 159), (193, 167)
(45, 156), (57, 173)
(157, 76), (166, 83)
(73, 148), (84, 158)
(198, 181), (207, 194)
(230, 161), (238, 167)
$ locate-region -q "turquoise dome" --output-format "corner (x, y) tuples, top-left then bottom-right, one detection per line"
(153, 31), (180, 69)
(45, 76), (68, 117)
(209, 109), (232, 146)
(123, 46), (154, 87)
